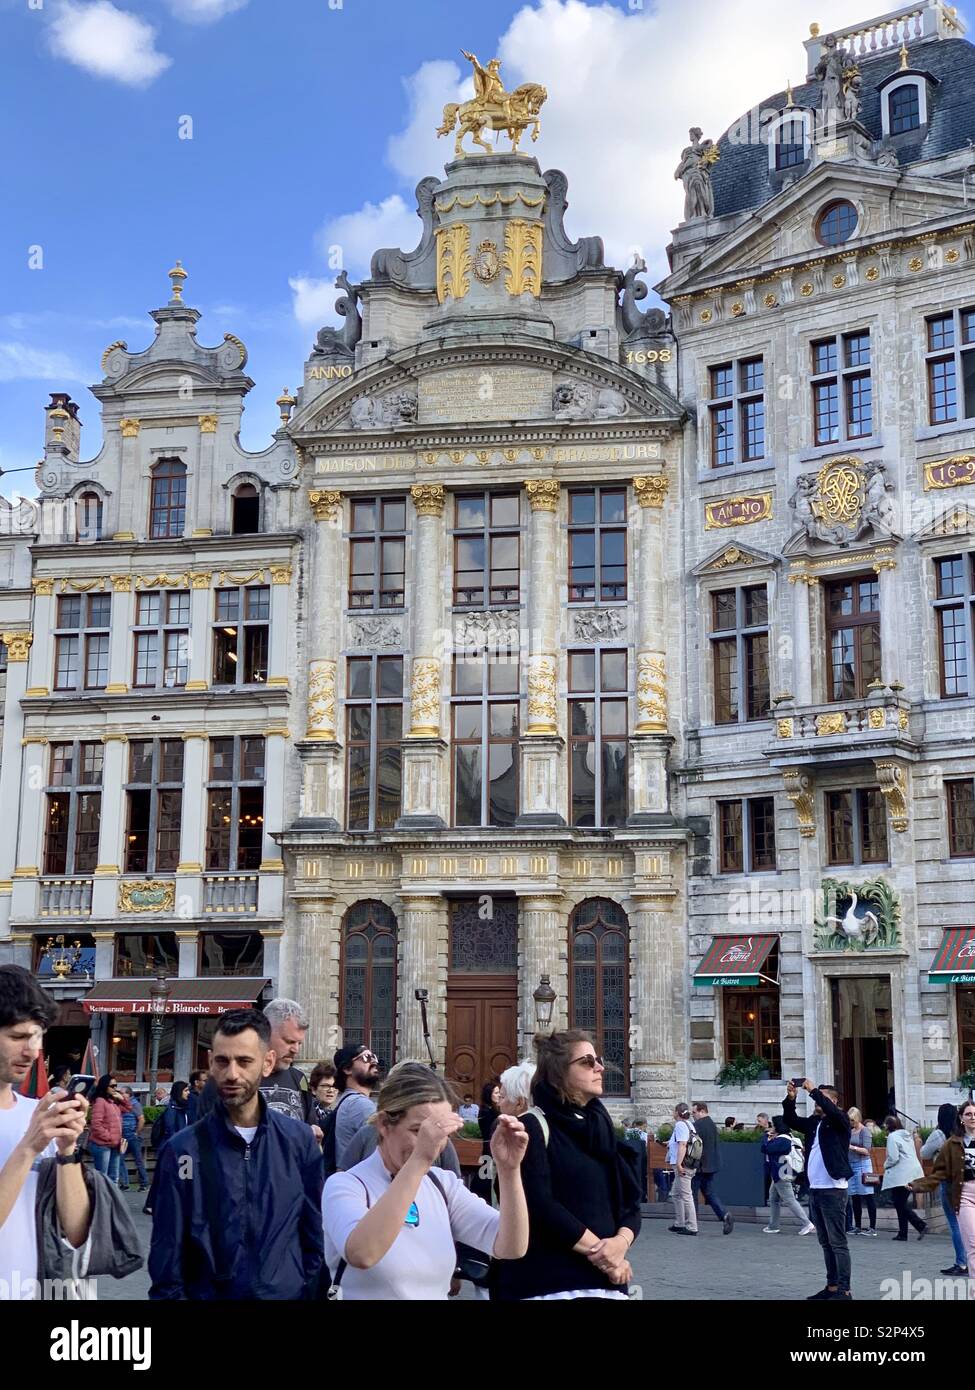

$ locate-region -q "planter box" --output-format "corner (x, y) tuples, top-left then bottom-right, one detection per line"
(648, 1139), (765, 1206)
(452, 1137), (483, 1170)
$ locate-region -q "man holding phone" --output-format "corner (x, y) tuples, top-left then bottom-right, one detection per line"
(784, 1077), (853, 1301)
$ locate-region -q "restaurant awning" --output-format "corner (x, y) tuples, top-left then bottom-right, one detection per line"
(928, 928), (975, 985)
(82, 978), (269, 1016)
(693, 935), (778, 987)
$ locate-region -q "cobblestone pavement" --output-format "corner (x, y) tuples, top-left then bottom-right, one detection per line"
(95, 1193), (963, 1303)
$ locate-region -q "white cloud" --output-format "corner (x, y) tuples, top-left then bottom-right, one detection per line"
(288, 277), (342, 330)
(329, 0), (884, 282)
(48, 1), (171, 86)
(166, 0), (249, 23)
(0, 342), (86, 383)
(315, 195), (420, 277)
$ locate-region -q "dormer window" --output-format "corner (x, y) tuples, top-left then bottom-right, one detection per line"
(816, 199), (858, 247)
(889, 83), (920, 133)
(879, 73), (932, 138)
(768, 111), (810, 172)
(231, 483), (260, 535)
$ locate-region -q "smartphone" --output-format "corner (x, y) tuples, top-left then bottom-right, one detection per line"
(64, 1074), (96, 1099)
(790, 1078), (807, 1089)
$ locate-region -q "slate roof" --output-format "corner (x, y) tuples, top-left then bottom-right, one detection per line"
(710, 36), (975, 219)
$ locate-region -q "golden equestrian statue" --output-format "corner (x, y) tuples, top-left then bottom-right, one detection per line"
(437, 50), (547, 158)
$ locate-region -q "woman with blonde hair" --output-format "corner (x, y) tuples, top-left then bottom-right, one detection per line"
(846, 1106), (877, 1236)
(322, 1067), (528, 1300)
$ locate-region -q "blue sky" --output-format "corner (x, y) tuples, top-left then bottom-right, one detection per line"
(1, 0), (947, 484)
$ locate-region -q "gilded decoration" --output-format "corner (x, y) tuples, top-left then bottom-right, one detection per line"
(101, 340), (126, 372)
(269, 565), (292, 585)
(908, 257), (923, 272)
(120, 419), (140, 438)
(816, 712), (847, 736)
(409, 657), (442, 736)
(923, 455), (975, 491)
(136, 573), (190, 590)
(503, 220), (543, 297)
(218, 570), (266, 587)
(832, 274), (846, 288)
(111, 575), (132, 593)
(635, 652), (667, 732)
(633, 475), (669, 509)
(223, 333), (247, 367)
(783, 768), (816, 837)
(118, 880), (176, 914)
(436, 224), (472, 303)
(865, 266), (880, 281)
(867, 707), (887, 730)
(306, 660), (337, 741)
(525, 479), (559, 512)
(800, 283), (814, 297)
(435, 190), (546, 213)
(189, 571), (212, 590)
(777, 718), (794, 739)
(763, 293), (778, 308)
(473, 241), (501, 283)
(700, 309), (713, 323)
(32, 578), (55, 596)
(411, 483), (446, 518)
(814, 877), (901, 951)
(526, 655), (558, 733)
(1, 632), (33, 663)
(437, 53), (546, 158)
(946, 248), (961, 264)
(309, 489), (342, 521)
(198, 414), (218, 434)
(710, 546), (757, 569)
(876, 761), (909, 832)
(704, 492), (772, 529)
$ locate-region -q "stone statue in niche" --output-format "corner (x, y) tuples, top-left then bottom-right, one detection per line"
(311, 270), (362, 358)
(674, 128), (718, 222)
(620, 256), (669, 340)
(863, 463), (896, 532)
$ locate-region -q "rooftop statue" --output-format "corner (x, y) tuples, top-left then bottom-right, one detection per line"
(815, 34), (853, 122)
(437, 50), (547, 158)
(674, 128), (719, 222)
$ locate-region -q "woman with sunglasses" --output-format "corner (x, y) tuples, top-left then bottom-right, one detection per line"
(494, 1030), (642, 1301)
(322, 1068), (528, 1300)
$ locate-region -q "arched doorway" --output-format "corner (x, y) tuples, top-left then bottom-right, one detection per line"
(569, 897), (630, 1096)
(340, 900), (398, 1069)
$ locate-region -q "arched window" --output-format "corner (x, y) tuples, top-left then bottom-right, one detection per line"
(75, 491), (103, 542)
(232, 483), (260, 535)
(569, 897), (630, 1095)
(341, 900), (398, 1067)
(880, 76), (928, 137)
(149, 460), (187, 539)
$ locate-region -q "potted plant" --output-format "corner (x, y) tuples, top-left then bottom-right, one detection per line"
(451, 1120), (484, 1170)
(715, 1054), (770, 1090)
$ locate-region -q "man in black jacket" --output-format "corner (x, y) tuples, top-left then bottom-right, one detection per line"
(691, 1102), (734, 1234)
(783, 1078), (853, 1301)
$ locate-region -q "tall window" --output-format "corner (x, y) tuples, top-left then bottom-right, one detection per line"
(569, 649), (627, 827)
(568, 488), (626, 602)
(826, 788), (889, 865)
(199, 932), (264, 976)
(133, 591), (190, 689)
(888, 82), (921, 133)
(75, 492), (102, 542)
(349, 496), (406, 609)
(825, 575), (881, 700)
(946, 779), (975, 858)
(710, 584), (770, 723)
(149, 459), (187, 539)
(341, 901), (398, 1068)
(53, 593), (111, 692)
(346, 655), (404, 831)
(773, 116), (807, 169)
(231, 483), (260, 535)
(125, 739), (183, 874)
(811, 332), (872, 445)
(570, 898), (629, 1096)
(43, 742), (103, 876)
(934, 554), (975, 698)
(723, 943), (781, 1073)
(707, 358), (765, 469)
(451, 654), (519, 826)
(717, 797), (777, 873)
(212, 585), (269, 685)
(115, 933), (179, 978)
(926, 307), (975, 426)
(453, 492), (520, 607)
(205, 736), (265, 872)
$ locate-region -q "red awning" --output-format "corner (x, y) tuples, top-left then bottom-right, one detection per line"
(693, 936), (778, 987)
(82, 978), (268, 1016)
(928, 927), (975, 984)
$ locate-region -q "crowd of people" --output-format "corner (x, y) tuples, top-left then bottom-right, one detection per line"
(3, 961), (975, 1302)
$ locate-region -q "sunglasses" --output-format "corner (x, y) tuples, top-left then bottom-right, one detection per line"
(354, 1051), (379, 1065)
(572, 1054), (604, 1070)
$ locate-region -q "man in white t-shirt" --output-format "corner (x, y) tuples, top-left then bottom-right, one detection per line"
(0, 966), (91, 1300)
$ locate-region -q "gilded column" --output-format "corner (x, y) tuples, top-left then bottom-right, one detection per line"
(397, 487), (448, 828)
(517, 894), (568, 1053)
(0, 635), (31, 932)
(397, 894), (448, 1064)
(629, 476), (672, 822)
(27, 584), (53, 694)
(106, 576), (133, 693)
(91, 734), (128, 918)
(788, 572), (817, 706)
(517, 482), (564, 826)
(114, 418), (140, 540)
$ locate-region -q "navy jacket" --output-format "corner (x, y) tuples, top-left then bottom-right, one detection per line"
(782, 1088), (853, 1183)
(148, 1093), (324, 1300)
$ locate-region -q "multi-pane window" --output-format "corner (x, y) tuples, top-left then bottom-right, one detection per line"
(570, 898), (630, 1096)
(723, 946), (781, 1073)
(826, 788), (889, 865)
(43, 742), (103, 876)
(453, 493), (520, 607)
(717, 797), (777, 873)
(451, 654), (519, 827)
(946, 779), (975, 858)
(825, 575), (881, 700)
(349, 497), (406, 609)
(888, 82), (921, 134)
(816, 200), (858, 246)
(568, 488), (626, 601)
(934, 554), (975, 698)
(959, 988), (975, 1074)
(205, 736), (265, 871)
(53, 593), (111, 692)
(125, 739), (184, 874)
(773, 117), (806, 169)
(212, 586), (269, 685)
(926, 307), (975, 426)
(133, 591), (190, 689)
(341, 901), (398, 1069)
(76, 492), (103, 542)
(346, 656), (404, 831)
(811, 332), (872, 445)
(707, 358), (765, 468)
(568, 649), (628, 828)
(710, 584), (770, 723)
(149, 459), (187, 539)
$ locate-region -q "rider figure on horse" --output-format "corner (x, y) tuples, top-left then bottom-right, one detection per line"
(462, 51), (513, 126)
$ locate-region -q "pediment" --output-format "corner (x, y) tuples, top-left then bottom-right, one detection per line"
(916, 502), (975, 543)
(693, 541), (780, 577)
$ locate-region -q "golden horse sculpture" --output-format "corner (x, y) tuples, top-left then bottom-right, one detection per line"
(437, 51), (547, 157)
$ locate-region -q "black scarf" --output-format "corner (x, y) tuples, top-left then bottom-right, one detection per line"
(532, 1079), (619, 1162)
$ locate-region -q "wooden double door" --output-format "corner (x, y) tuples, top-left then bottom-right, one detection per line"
(445, 974), (518, 1094)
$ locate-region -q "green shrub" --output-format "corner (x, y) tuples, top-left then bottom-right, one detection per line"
(656, 1122), (674, 1142)
(142, 1105), (165, 1127)
(460, 1120), (481, 1140)
(715, 1054), (769, 1089)
(718, 1126), (764, 1142)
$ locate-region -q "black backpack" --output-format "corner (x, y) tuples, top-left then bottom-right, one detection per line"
(150, 1109), (168, 1151)
(321, 1092), (356, 1179)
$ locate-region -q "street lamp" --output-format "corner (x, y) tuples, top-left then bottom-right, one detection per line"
(148, 971), (172, 1103)
(532, 974), (557, 1035)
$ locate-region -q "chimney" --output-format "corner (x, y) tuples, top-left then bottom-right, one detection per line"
(44, 393), (82, 461)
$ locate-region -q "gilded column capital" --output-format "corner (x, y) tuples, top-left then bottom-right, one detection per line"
(308, 489), (342, 522)
(410, 483), (446, 518)
(110, 575), (132, 593)
(198, 414), (219, 434)
(269, 564), (293, 585)
(119, 418), (140, 438)
(633, 474), (669, 508)
(32, 578), (55, 597)
(524, 479), (560, 512)
(1, 631), (33, 662)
